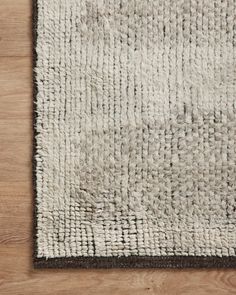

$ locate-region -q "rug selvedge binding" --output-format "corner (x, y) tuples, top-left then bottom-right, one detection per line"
(32, 0), (236, 269)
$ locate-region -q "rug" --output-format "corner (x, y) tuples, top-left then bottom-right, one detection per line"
(33, 0), (236, 268)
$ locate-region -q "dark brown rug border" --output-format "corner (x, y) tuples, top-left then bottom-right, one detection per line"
(32, 0), (236, 269)
(34, 256), (236, 269)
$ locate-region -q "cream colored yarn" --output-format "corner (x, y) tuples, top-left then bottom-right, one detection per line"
(35, 0), (236, 259)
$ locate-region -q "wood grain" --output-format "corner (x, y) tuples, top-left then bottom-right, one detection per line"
(0, 1), (236, 294)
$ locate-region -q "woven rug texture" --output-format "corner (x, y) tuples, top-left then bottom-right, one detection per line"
(33, 0), (236, 268)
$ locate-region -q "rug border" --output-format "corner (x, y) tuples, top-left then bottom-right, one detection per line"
(34, 256), (236, 269)
(32, 0), (236, 269)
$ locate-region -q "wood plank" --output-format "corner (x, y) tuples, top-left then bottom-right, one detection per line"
(0, 0), (31, 57)
(0, 57), (32, 107)
(0, 119), (31, 182)
(0, 182), (31, 196)
(0, 57), (32, 192)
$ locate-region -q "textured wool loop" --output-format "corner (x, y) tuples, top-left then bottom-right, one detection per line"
(34, 0), (236, 268)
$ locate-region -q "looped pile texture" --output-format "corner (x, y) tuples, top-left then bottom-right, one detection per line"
(34, 0), (236, 268)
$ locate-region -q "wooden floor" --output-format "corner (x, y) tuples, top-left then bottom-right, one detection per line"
(0, 1), (236, 294)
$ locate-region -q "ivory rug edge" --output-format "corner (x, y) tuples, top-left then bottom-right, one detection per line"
(32, 0), (236, 269)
